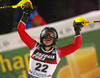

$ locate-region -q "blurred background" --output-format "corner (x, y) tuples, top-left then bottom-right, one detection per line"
(0, 0), (100, 78)
(0, 0), (99, 34)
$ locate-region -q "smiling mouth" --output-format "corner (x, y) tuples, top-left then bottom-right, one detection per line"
(45, 38), (53, 41)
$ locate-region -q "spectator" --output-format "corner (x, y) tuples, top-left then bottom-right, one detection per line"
(26, 8), (47, 29)
(13, 5), (46, 29)
(25, 10), (39, 29)
(32, 15), (46, 27)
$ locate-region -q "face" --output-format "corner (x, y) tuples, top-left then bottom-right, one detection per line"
(33, 19), (42, 26)
(43, 32), (54, 46)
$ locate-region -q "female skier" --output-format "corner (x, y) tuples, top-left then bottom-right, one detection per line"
(17, 3), (83, 78)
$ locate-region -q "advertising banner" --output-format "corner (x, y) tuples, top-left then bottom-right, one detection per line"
(0, 11), (100, 52)
(0, 29), (100, 78)
(0, 11), (100, 78)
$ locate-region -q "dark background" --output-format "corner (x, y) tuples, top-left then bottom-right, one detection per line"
(0, 0), (99, 34)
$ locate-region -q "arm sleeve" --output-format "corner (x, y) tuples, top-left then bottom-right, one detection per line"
(17, 21), (37, 50)
(58, 35), (82, 59)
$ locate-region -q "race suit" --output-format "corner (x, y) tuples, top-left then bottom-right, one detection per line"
(17, 21), (81, 78)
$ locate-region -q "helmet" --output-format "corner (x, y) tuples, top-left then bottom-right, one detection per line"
(40, 27), (58, 47)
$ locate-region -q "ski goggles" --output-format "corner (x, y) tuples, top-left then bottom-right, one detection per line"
(41, 31), (56, 38)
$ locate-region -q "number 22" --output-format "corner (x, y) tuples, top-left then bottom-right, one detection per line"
(35, 63), (48, 73)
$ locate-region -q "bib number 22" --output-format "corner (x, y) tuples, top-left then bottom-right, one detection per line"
(35, 63), (48, 73)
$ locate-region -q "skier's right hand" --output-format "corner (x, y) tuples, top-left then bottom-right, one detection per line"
(20, 2), (33, 24)
(22, 2), (33, 16)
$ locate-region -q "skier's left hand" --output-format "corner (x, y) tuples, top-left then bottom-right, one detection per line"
(73, 22), (83, 36)
(73, 22), (83, 31)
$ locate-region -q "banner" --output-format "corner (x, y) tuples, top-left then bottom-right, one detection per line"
(0, 10), (100, 78)
(0, 47), (29, 78)
(0, 27), (100, 78)
(57, 47), (100, 78)
(0, 11), (100, 52)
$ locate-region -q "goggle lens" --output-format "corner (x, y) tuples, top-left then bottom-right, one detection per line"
(41, 31), (55, 38)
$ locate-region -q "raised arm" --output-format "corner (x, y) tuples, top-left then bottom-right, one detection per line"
(58, 23), (83, 58)
(17, 4), (37, 50)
